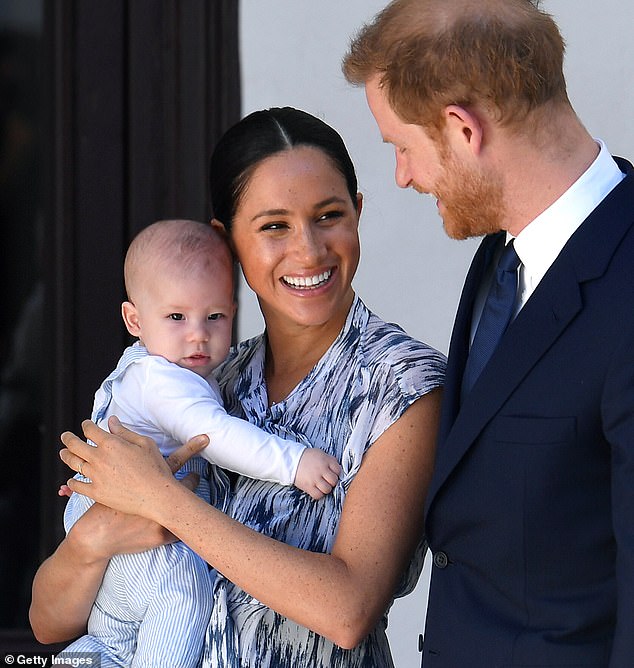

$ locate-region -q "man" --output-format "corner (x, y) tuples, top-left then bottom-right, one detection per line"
(343, 1), (634, 666)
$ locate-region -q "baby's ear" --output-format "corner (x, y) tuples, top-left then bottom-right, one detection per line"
(121, 301), (141, 337)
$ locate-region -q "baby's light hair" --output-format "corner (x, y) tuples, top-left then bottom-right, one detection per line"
(124, 219), (231, 302)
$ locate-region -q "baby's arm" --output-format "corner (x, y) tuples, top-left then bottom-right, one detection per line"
(196, 413), (341, 500)
(136, 360), (341, 498)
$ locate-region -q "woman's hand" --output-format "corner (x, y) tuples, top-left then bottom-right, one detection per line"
(30, 420), (208, 644)
(59, 416), (208, 520)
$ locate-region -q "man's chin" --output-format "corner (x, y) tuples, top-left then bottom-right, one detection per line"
(442, 215), (502, 241)
(442, 218), (475, 241)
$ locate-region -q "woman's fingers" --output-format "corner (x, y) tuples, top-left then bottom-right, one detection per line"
(60, 427), (96, 461)
(110, 416), (208, 474)
(165, 433), (209, 474)
(106, 415), (153, 447)
(60, 418), (208, 480)
(59, 446), (86, 473)
(58, 417), (205, 517)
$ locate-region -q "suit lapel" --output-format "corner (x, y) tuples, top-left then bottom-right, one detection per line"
(437, 233), (503, 441)
(427, 159), (634, 511)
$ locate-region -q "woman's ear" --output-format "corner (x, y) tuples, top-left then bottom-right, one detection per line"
(356, 192), (364, 218)
(210, 217), (237, 256)
(121, 301), (141, 338)
(210, 218), (228, 237)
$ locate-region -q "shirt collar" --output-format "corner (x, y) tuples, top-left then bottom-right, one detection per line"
(509, 140), (625, 284)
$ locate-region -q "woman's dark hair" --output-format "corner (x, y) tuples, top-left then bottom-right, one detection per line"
(209, 107), (358, 231)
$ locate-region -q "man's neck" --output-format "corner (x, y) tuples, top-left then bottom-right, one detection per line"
(500, 113), (599, 236)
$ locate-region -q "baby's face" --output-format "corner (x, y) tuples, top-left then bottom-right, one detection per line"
(133, 265), (235, 378)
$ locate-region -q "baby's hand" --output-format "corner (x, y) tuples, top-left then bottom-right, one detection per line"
(58, 484), (73, 498)
(294, 448), (341, 500)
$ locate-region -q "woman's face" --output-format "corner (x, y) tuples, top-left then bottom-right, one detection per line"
(230, 146), (361, 333)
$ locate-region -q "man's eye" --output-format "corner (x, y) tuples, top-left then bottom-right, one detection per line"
(169, 313), (185, 321)
(208, 313), (223, 321)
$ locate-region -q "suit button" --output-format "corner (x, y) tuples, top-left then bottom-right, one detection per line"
(418, 633), (424, 652)
(433, 551), (449, 568)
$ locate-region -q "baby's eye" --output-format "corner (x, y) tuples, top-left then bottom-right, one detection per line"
(169, 313), (185, 321)
(208, 313), (224, 321)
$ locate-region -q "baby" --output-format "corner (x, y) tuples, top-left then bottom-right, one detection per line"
(57, 219), (340, 667)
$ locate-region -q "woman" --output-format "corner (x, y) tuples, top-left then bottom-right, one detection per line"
(31, 108), (445, 667)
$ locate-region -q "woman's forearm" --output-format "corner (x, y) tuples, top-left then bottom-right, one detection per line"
(152, 484), (371, 647)
(30, 498), (174, 644)
(30, 534), (108, 644)
(150, 395), (438, 648)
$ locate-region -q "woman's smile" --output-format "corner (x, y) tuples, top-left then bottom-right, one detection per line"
(281, 268), (334, 290)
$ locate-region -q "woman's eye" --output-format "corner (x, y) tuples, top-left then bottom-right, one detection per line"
(169, 313), (184, 321)
(317, 210), (343, 223)
(260, 222), (287, 232)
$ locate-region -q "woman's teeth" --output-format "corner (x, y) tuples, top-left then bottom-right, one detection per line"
(282, 270), (332, 289)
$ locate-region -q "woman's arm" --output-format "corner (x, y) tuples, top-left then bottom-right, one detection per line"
(30, 504), (161, 642)
(29, 434), (206, 644)
(62, 391), (441, 648)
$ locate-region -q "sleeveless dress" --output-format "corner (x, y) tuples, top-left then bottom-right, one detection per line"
(203, 296), (446, 667)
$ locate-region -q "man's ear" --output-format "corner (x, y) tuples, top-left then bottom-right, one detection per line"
(121, 301), (141, 337)
(443, 104), (484, 156)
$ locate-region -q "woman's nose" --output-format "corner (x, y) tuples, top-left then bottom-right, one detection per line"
(294, 225), (325, 261)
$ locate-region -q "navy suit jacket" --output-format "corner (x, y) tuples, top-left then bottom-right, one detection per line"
(422, 157), (634, 667)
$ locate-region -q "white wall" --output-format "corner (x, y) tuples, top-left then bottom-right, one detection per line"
(239, 2), (634, 666)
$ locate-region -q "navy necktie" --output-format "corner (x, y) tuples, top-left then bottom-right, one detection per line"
(461, 240), (521, 398)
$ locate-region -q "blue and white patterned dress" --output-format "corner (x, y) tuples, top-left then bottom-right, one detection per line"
(203, 296), (446, 667)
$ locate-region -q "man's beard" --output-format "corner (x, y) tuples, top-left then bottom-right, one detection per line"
(433, 147), (506, 240)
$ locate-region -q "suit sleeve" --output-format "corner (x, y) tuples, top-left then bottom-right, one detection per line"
(602, 318), (634, 664)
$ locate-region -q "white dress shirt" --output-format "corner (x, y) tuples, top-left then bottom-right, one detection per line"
(512, 139), (625, 313)
(470, 140), (625, 343)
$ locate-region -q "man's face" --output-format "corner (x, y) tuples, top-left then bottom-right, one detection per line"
(365, 76), (505, 239)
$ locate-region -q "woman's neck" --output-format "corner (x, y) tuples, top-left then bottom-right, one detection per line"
(263, 297), (354, 405)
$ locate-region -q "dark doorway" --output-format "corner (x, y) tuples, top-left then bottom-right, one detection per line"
(0, 0), (240, 653)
